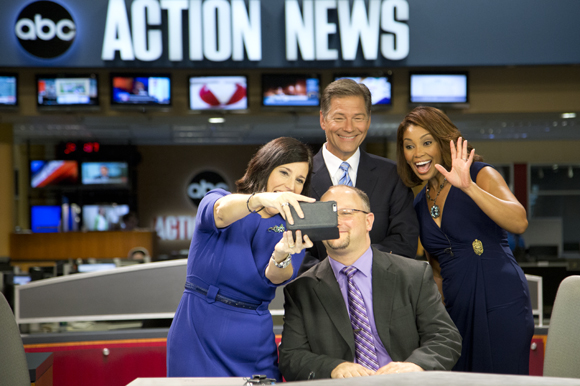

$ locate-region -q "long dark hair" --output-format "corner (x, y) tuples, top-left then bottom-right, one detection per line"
(396, 106), (483, 188)
(236, 137), (313, 194)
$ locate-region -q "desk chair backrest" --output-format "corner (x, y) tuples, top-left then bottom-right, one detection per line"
(0, 292), (30, 386)
(543, 275), (580, 378)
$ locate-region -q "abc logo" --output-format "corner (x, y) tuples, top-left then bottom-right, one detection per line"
(187, 171), (229, 206)
(15, 1), (76, 59)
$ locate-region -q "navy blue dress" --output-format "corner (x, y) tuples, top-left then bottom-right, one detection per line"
(167, 189), (305, 380)
(414, 162), (534, 374)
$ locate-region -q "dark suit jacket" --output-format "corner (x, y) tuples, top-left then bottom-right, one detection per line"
(279, 248), (462, 381)
(298, 149), (419, 275)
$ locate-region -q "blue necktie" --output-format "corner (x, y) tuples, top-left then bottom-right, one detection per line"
(339, 162), (353, 187)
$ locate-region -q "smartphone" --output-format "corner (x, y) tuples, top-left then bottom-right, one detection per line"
(285, 201), (339, 241)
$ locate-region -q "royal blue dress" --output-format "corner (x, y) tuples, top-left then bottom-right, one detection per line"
(414, 162), (534, 374)
(167, 189), (304, 380)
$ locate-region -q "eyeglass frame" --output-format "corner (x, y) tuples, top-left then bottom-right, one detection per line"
(337, 208), (370, 217)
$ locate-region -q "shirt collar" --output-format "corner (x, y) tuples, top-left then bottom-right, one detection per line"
(322, 143), (361, 177)
(329, 246), (373, 280)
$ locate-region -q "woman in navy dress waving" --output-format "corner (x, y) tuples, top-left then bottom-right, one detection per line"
(396, 106), (534, 374)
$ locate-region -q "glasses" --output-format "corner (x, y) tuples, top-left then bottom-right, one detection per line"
(337, 208), (370, 217)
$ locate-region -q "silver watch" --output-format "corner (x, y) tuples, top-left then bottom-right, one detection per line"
(272, 254), (292, 269)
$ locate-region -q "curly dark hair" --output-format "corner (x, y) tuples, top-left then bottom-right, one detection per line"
(236, 137), (313, 194)
(396, 106), (483, 188)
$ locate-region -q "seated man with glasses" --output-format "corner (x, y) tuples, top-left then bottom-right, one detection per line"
(278, 185), (461, 380)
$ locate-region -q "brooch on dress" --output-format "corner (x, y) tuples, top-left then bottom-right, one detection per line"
(268, 224), (285, 233)
(472, 239), (484, 256)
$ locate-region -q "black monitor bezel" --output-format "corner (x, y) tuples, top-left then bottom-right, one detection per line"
(187, 74), (250, 114)
(35, 73), (100, 111)
(408, 70), (470, 109)
(0, 73), (19, 110)
(261, 73), (321, 111)
(109, 72), (172, 109)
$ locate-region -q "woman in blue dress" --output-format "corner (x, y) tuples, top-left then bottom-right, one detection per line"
(395, 107), (534, 374)
(167, 137), (315, 380)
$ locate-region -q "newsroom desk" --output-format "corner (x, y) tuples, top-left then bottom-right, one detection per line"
(126, 373), (580, 386)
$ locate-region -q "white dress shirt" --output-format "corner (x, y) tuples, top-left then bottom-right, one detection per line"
(322, 143), (361, 186)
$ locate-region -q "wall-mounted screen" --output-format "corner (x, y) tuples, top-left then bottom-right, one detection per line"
(81, 162), (129, 186)
(30, 160), (79, 188)
(77, 263), (117, 273)
(409, 72), (469, 105)
(189, 75), (248, 111)
(31, 205), (62, 233)
(111, 74), (171, 105)
(334, 74), (393, 106)
(36, 74), (98, 107)
(0, 74), (17, 106)
(262, 74), (320, 107)
(82, 204), (130, 231)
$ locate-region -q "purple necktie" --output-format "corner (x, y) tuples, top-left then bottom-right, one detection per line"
(341, 266), (379, 371)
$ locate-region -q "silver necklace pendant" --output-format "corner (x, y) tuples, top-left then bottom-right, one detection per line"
(430, 204), (441, 218)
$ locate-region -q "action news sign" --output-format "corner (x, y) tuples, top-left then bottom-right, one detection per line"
(4, 0), (580, 68)
(100, 0), (409, 63)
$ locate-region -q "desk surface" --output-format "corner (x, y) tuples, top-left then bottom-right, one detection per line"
(127, 372), (580, 386)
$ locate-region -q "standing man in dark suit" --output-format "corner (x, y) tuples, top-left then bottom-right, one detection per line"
(298, 79), (418, 275)
(279, 185), (461, 380)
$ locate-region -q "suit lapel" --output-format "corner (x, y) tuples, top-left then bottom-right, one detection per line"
(355, 150), (379, 196)
(313, 259), (355, 355)
(371, 248), (396, 352)
(310, 150), (333, 200)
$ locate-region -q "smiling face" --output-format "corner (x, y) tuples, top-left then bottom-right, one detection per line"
(321, 186), (374, 262)
(266, 162), (310, 194)
(320, 96), (370, 161)
(403, 124), (443, 182)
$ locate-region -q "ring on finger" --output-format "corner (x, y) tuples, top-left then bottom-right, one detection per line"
(281, 202), (289, 207)
(462, 158), (467, 161)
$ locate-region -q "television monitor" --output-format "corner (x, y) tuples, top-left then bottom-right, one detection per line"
(13, 275), (32, 286)
(30, 160), (79, 188)
(334, 74), (392, 106)
(0, 74), (17, 107)
(36, 74), (99, 107)
(409, 72), (469, 106)
(189, 75), (248, 111)
(81, 162), (129, 186)
(262, 74), (320, 107)
(31, 205), (62, 233)
(111, 74), (171, 106)
(82, 204), (130, 231)
(77, 263), (116, 273)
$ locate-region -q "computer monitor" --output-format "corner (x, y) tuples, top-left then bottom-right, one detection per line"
(0, 74), (18, 107)
(36, 74), (99, 108)
(82, 204), (130, 231)
(77, 263), (117, 273)
(111, 74), (171, 106)
(262, 74), (320, 108)
(81, 162), (129, 186)
(30, 160), (79, 188)
(189, 75), (248, 112)
(334, 73), (393, 107)
(31, 205), (62, 233)
(409, 72), (469, 107)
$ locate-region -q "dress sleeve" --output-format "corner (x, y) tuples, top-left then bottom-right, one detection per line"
(470, 162), (493, 181)
(195, 188), (230, 233)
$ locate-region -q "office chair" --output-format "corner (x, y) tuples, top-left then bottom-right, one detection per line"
(543, 275), (580, 378)
(0, 292), (30, 386)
